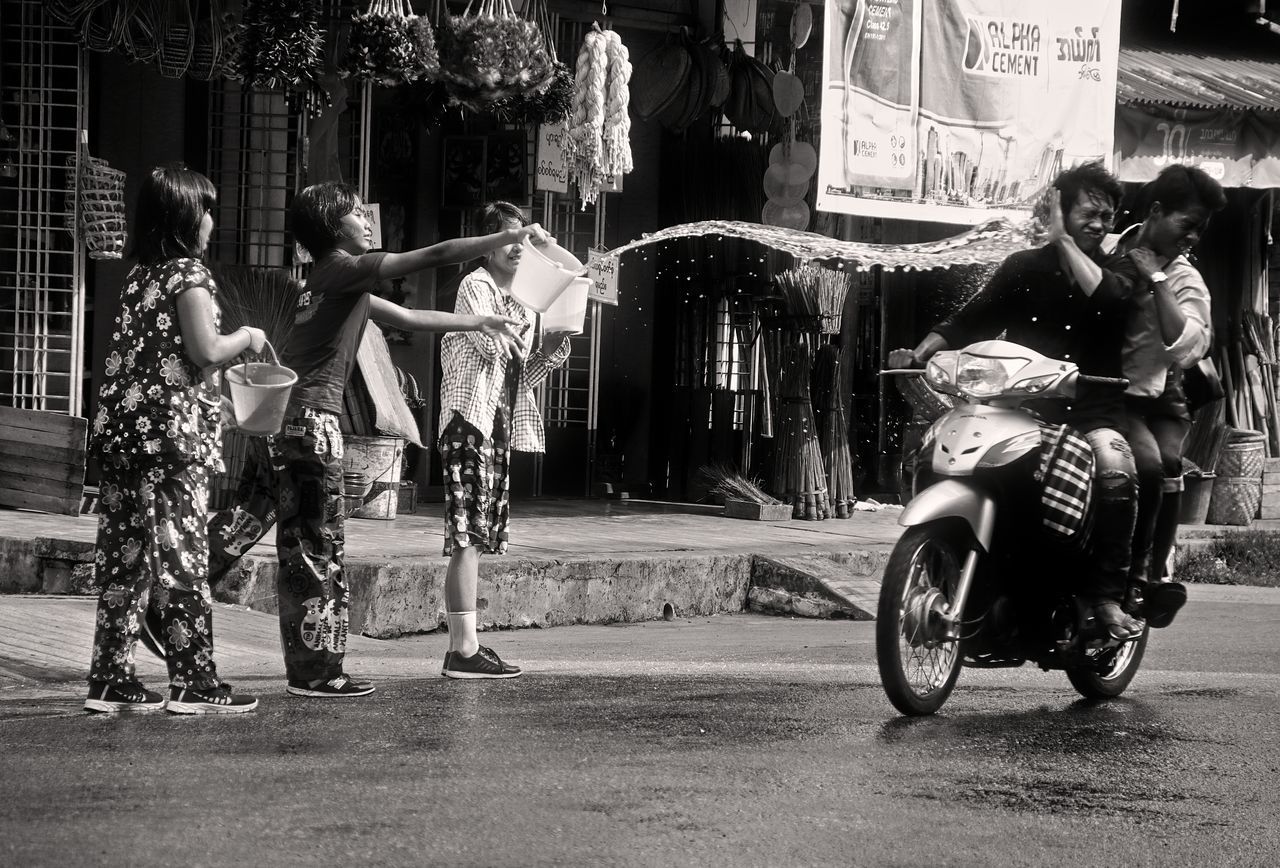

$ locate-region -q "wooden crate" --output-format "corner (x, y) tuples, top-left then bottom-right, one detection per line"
(0, 407), (88, 516)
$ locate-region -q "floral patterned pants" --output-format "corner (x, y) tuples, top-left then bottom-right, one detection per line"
(89, 459), (219, 689)
(272, 411), (349, 682)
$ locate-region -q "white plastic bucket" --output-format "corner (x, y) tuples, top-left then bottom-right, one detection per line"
(509, 239), (585, 313)
(541, 276), (590, 335)
(225, 341), (297, 435)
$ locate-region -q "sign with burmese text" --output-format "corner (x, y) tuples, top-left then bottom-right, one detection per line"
(586, 248), (619, 306)
(817, 0), (1123, 224)
(536, 124), (569, 194)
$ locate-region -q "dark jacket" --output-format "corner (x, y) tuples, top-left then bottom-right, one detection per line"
(932, 244), (1140, 432)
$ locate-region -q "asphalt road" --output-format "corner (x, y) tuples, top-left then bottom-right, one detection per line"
(2, 586), (1278, 868)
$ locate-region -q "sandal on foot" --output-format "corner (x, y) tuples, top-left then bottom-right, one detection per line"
(1090, 600), (1145, 641)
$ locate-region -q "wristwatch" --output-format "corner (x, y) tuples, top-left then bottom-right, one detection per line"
(1149, 270), (1168, 284)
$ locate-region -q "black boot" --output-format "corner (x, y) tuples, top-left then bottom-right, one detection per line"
(1142, 487), (1187, 628)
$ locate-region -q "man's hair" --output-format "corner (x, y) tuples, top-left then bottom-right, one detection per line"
(476, 201), (527, 235)
(1054, 159), (1123, 215)
(289, 182), (361, 257)
(1140, 164), (1227, 217)
(130, 165), (217, 265)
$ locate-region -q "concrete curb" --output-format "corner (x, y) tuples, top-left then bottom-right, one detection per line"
(210, 550), (869, 639)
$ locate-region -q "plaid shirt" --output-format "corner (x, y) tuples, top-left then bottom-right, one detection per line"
(1036, 423), (1094, 540)
(438, 268), (572, 452)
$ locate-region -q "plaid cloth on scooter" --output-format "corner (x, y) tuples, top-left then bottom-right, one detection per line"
(1035, 423), (1094, 540)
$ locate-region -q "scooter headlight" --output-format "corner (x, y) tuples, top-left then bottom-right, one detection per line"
(926, 357), (952, 387)
(956, 354), (1030, 398)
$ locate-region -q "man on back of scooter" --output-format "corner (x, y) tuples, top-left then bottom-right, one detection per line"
(888, 161), (1145, 641)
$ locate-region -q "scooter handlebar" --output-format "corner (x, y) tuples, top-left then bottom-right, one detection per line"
(879, 369), (926, 376)
(1075, 374), (1130, 388)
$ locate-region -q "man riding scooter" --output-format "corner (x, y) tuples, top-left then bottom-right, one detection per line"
(888, 161), (1145, 640)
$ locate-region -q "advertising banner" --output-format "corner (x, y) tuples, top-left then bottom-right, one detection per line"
(817, 0), (1123, 225)
(1113, 104), (1280, 188)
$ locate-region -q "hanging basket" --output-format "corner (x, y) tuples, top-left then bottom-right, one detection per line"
(46, 0), (107, 29)
(155, 0), (195, 79)
(64, 149), (128, 260)
(119, 0), (162, 64)
(188, 1), (232, 81)
(79, 0), (136, 52)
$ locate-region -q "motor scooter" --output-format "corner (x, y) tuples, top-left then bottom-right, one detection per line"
(877, 340), (1147, 716)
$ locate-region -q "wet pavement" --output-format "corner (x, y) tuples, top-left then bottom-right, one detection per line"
(1, 585), (1279, 867)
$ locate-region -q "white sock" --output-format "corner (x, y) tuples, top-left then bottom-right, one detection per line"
(446, 611), (479, 657)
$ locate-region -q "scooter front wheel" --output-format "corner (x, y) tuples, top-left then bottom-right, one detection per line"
(876, 523), (967, 716)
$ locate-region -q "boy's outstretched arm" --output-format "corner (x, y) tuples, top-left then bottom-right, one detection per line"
(377, 224), (552, 280)
(368, 296), (525, 358)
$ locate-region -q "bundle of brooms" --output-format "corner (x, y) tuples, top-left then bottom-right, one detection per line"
(213, 264), (302, 351)
(813, 343), (855, 518)
(774, 266), (851, 335)
(770, 341), (829, 520)
(700, 463), (781, 505)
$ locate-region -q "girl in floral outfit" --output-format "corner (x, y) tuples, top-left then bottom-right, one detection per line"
(85, 166), (265, 714)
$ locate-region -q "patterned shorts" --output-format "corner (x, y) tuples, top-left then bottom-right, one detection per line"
(440, 410), (512, 556)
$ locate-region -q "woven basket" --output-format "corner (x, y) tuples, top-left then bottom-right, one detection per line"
(47, 0), (105, 27)
(79, 156), (127, 260)
(79, 0), (135, 52)
(1216, 429), (1266, 478)
(188, 2), (230, 81)
(120, 0), (162, 64)
(155, 0), (194, 79)
(1207, 475), (1261, 526)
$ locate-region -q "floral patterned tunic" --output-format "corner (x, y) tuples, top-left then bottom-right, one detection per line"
(91, 258), (223, 470)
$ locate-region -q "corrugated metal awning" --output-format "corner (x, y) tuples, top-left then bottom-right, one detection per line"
(1117, 46), (1280, 110)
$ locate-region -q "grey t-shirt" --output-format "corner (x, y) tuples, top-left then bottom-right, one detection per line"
(284, 249), (388, 415)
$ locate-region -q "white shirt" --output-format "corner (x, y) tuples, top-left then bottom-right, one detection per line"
(1103, 226), (1212, 398)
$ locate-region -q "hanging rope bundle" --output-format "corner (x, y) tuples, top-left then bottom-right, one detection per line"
(602, 29), (633, 179)
(567, 27), (608, 203)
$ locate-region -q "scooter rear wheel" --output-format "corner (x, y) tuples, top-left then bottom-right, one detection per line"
(876, 523), (967, 716)
(1064, 627), (1148, 699)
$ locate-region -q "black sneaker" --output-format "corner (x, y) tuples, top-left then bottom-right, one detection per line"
(442, 646), (522, 680)
(285, 674), (375, 698)
(166, 683), (258, 714)
(138, 609), (166, 661)
(84, 681), (166, 713)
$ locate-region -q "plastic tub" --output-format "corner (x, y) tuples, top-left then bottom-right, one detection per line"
(225, 341), (297, 435)
(510, 239), (585, 313)
(541, 276), (590, 335)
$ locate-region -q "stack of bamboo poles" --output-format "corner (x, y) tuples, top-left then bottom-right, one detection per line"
(813, 343), (855, 518)
(1217, 311), (1279, 456)
(770, 341), (830, 519)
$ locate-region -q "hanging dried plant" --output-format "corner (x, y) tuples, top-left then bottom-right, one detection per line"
(436, 0), (555, 111)
(235, 0), (328, 113)
(341, 0), (438, 87)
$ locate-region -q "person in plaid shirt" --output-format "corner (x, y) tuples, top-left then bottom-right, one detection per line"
(437, 201), (575, 679)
